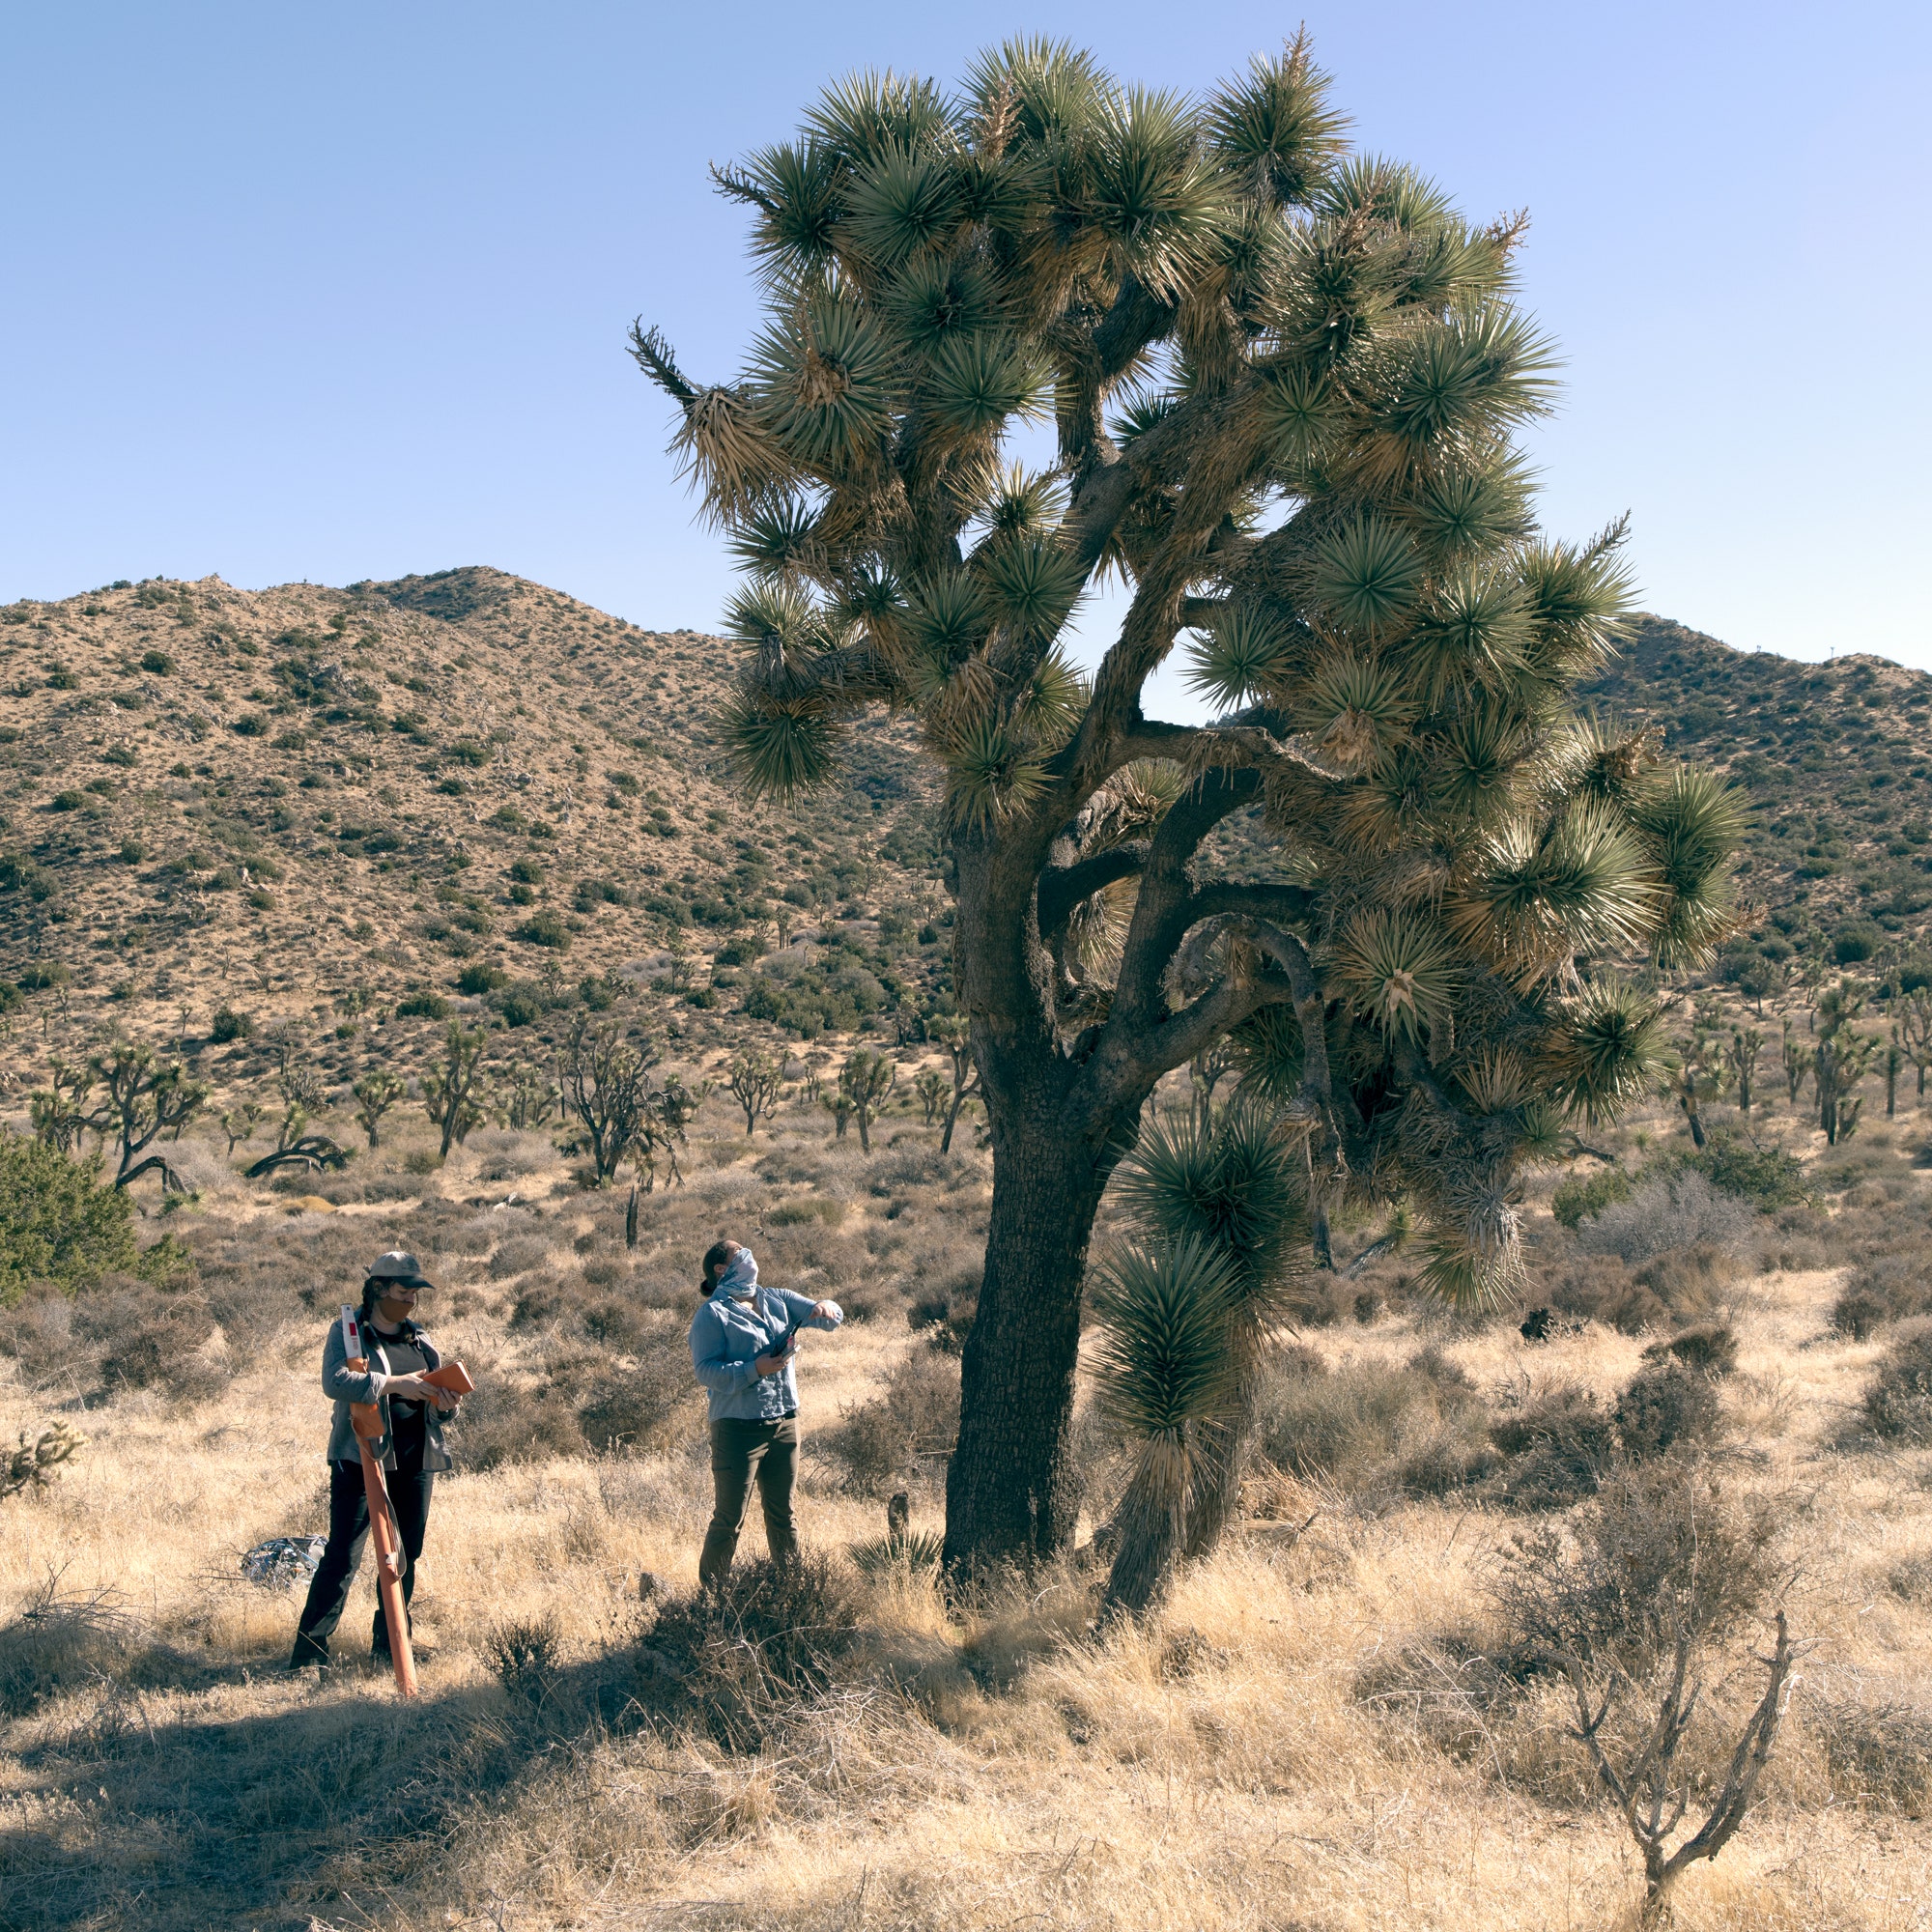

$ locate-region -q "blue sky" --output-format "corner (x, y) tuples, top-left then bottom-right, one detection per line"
(3, 1), (1927, 719)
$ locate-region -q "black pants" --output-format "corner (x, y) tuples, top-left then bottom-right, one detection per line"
(292, 1457), (433, 1666)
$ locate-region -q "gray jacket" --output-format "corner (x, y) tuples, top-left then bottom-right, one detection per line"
(320, 1313), (452, 1473)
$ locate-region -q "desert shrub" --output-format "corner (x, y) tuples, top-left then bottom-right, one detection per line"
(72, 1276), (219, 1400)
(395, 990), (449, 1020)
(1813, 1695), (1932, 1814)
(1252, 1350), (1489, 1496)
(766, 1196), (847, 1228)
(1530, 1251), (1663, 1334)
(1486, 1382), (1617, 1512)
(470, 1129), (554, 1181)
(1492, 1463), (1781, 1672)
(0, 1586), (188, 1717)
(577, 1343), (698, 1453)
(906, 1264), (979, 1351)
(486, 1613), (563, 1702)
(489, 1233), (553, 1281)
(1352, 1630), (1540, 1762)
(424, 1214), (497, 1257)
(1833, 1255), (1932, 1337)
(209, 1006), (251, 1042)
(448, 1375), (586, 1470)
(1687, 1133), (1807, 1211)
(1575, 1171), (1758, 1266)
(0, 1288), (75, 1387)
(0, 1135), (143, 1304)
(1551, 1166), (1633, 1230)
(1642, 1322), (1739, 1377)
(638, 1555), (863, 1750)
(821, 1345), (961, 1492)
(1859, 1323), (1932, 1443)
(1613, 1361), (1721, 1460)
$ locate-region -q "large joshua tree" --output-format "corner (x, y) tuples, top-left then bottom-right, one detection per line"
(634, 36), (1743, 1572)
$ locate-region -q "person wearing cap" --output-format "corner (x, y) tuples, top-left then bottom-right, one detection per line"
(290, 1251), (460, 1670)
(690, 1238), (842, 1587)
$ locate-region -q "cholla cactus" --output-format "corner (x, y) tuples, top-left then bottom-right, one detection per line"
(638, 36), (1741, 1570)
(4, 1424), (86, 1503)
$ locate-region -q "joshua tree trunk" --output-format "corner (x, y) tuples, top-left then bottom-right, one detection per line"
(945, 1093), (1115, 1567)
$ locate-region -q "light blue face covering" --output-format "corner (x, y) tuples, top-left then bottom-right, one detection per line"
(718, 1248), (759, 1296)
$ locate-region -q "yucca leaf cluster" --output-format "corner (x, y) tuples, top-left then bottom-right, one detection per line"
(639, 32), (1744, 1321)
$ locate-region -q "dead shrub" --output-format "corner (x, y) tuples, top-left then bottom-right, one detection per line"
(0, 1586), (184, 1716)
(1814, 1693), (1932, 1814)
(1352, 1630), (1541, 1763)
(486, 1611), (563, 1702)
(1613, 1360), (1721, 1461)
(447, 1374), (586, 1470)
(1484, 1381), (1616, 1512)
(1492, 1463), (1781, 1674)
(72, 1276), (218, 1400)
(1575, 1171), (1758, 1266)
(1642, 1322), (1738, 1377)
(578, 1343), (699, 1454)
(1536, 1251), (1671, 1334)
(822, 1345), (960, 1492)
(905, 1264), (979, 1351)
(489, 1233), (553, 1281)
(1858, 1322), (1932, 1443)
(1833, 1254), (1932, 1338)
(1252, 1349), (1489, 1496)
(637, 1554), (863, 1750)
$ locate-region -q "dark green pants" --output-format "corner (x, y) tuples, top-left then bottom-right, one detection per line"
(699, 1416), (799, 1587)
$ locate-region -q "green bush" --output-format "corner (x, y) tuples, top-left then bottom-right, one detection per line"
(456, 963), (506, 995)
(395, 990), (450, 1020)
(210, 1006), (251, 1043)
(0, 1136), (185, 1305)
(1551, 1166), (1634, 1229)
(1687, 1132), (1807, 1209)
(518, 911), (570, 950)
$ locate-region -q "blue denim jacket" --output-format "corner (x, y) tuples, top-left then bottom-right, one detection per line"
(689, 1285), (841, 1422)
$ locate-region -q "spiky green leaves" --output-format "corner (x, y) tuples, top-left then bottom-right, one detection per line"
(1205, 37), (1350, 208)
(923, 332), (1051, 439)
(1311, 516), (1424, 636)
(725, 498), (820, 581)
(1183, 606), (1293, 710)
(1114, 1108), (1306, 1313)
(1404, 456), (1535, 558)
(724, 696), (838, 799)
(1090, 1235), (1239, 1446)
(1330, 910), (1461, 1043)
(977, 535), (1085, 640)
(714, 141), (844, 291)
(1255, 364), (1338, 471)
(1547, 981), (1668, 1122)
(1631, 766), (1747, 968)
(1446, 805), (1659, 980)
(845, 147), (966, 269)
(1405, 563), (1531, 700)
(1087, 88), (1232, 299)
(1291, 652), (1414, 768)
(1519, 530), (1636, 678)
(886, 257), (1002, 351)
(940, 711), (1049, 834)
(749, 298), (898, 472)
(1376, 305), (1558, 470)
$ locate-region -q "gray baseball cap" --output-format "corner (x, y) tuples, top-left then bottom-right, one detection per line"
(366, 1250), (434, 1287)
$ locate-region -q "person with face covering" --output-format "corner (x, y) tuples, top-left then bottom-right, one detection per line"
(689, 1239), (842, 1587)
(289, 1250), (459, 1670)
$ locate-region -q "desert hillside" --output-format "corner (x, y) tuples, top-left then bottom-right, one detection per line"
(0, 566), (946, 1114)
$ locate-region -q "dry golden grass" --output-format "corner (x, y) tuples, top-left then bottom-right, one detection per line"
(4, 1090), (1932, 1931)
